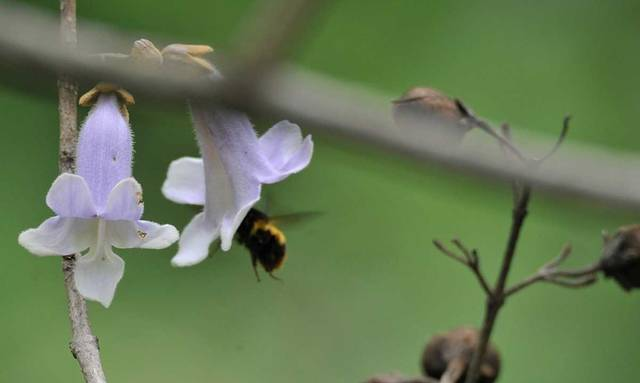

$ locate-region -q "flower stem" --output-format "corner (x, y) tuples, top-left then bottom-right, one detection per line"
(58, 0), (107, 382)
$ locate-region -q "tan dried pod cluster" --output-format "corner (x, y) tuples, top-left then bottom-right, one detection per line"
(392, 87), (473, 145)
(422, 327), (500, 383)
(601, 225), (640, 291)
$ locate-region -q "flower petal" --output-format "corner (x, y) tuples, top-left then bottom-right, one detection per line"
(108, 220), (179, 249)
(172, 107), (314, 262)
(75, 246), (125, 308)
(191, 107), (263, 254)
(161, 157), (206, 205)
(101, 178), (143, 221)
(258, 121), (314, 182)
(46, 173), (97, 218)
(18, 216), (96, 256)
(77, 93), (133, 210)
(259, 120), (303, 168)
(171, 212), (218, 267)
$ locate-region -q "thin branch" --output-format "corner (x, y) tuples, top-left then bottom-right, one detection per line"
(433, 240), (492, 296)
(544, 244), (573, 269)
(456, 100), (526, 162)
(498, 123), (521, 208)
(504, 244), (600, 297)
(58, 0), (107, 382)
(535, 115), (571, 162)
(464, 185), (531, 383)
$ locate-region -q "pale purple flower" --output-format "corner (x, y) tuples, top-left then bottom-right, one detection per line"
(19, 93), (178, 307)
(162, 106), (313, 267)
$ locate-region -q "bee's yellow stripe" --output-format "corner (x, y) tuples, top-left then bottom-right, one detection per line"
(251, 220), (286, 246)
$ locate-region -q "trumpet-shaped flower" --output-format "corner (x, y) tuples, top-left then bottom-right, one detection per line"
(162, 106), (313, 267)
(19, 92), (178, 307)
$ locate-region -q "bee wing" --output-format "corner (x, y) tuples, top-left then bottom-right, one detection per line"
(270, 211), (323, 228)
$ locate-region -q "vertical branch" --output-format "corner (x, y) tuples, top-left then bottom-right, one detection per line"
(58, 1), (107, 382)
(58, 0), (77, 175)
(464, 186), (531, 383)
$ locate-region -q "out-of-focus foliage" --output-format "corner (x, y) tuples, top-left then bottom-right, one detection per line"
(1, 1), (639, 382)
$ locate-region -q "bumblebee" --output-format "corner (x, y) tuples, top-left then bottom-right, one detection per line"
(235, 208), (318, 281)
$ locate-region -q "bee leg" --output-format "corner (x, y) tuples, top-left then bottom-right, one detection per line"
(267, 272), (283, 282)
(251, 255), (261, 282)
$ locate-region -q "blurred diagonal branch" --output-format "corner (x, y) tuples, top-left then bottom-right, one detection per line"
(3, 3), (640, 209)
(230, 0), (328, 71)
(57, 0), (107, 382)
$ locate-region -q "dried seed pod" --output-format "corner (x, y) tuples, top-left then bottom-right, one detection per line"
(421, 327), (500, 383)
(161, 43), (217, 75)
(600, 225), (640, 291)
(130, 38), (163, 67)
(392, 87), (472, 144)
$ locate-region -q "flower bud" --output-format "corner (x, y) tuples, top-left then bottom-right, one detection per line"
(421, 327), (500, 383)
(392, 87), (472, 144)
(600, 225), (640, 291)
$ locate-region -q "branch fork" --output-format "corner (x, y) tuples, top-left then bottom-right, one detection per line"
(429, 114), (602, 383)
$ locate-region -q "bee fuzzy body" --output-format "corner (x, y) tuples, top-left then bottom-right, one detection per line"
(236, 208), (287, 280)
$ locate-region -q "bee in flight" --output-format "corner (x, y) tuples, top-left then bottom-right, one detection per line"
(235, 207), (318, 281)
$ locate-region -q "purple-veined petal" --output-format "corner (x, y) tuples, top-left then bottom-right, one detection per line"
(171, 212), (218, 267)
(46, 173), (97, 218)
(75, 244), (125, 308)
(101, 178), (143, 221)
(161, 157), (206, 205)
(18, 216), (96, 256)
(166, 105), (313, 263)
(77, 93), (133, 210)
(191, 107), (265, 254)
(108, 220), (179, 249)
(257, 120), (313, 182)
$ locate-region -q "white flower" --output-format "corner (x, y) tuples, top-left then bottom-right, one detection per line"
(19, 92), (178, 307)
(162, 107), (312, 267)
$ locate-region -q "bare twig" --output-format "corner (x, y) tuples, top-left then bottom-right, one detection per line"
(463, 185), (531, 383)
(504, 244), (600, 297)
(498, 124), (522, 204)
(58, 1), (107, 382)
(462, 108), (527, 162)
(461, 117), (579, 383)
(535, 115), (571, 162)
(433, 240), (492, 296)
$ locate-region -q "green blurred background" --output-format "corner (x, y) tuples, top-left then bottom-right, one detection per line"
(1, 1), (640, 382)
